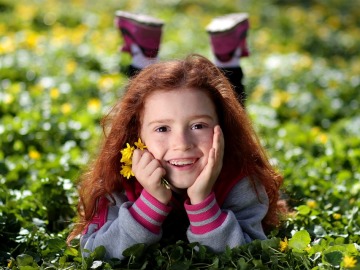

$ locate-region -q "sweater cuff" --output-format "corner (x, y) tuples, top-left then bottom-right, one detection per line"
(129, 189), (172, 234)
(184, 192), (227, 234)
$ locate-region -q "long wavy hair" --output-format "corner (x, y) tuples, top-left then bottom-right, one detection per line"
(67, 54), (284, 243)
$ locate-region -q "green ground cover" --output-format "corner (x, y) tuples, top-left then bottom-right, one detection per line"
(0, 0), (359, 269)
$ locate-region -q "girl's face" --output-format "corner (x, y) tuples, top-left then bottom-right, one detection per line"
(140, 88), (219, 190)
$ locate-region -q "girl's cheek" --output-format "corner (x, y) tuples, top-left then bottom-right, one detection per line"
(200, 131), (214, 147)
(146, 142), (165, 159)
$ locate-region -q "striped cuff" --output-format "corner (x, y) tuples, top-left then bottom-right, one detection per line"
(129, 190), (172, 234)
(184, 192), (227, 234)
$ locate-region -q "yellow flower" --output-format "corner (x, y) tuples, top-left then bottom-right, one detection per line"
(296, 54), (313, 70)
(0, 23), (5, 35)
(87, 98), (101, 113)
(333, 213), (342, 220)
(66, 60), (77, 75)
(311, 126), (320, 135)
(23, 30), (38, 49)
(61, 103), (72, 114)
(343, 256), (357, 268)
(120, 164), (134, 179)
(134, 138), (147, 150)
(279, 237), (288, 252)
(3, 93), (14, 104)
(50, 88), (60, 99)
(251, 84), (265, 101)
(29, 150), (41, 160)
(98, 75), (114, 91)
(15, 5), (37, 21)
(318, 133), (328, 144)
(306, 200), (317, 209)
(270, 90), (291, 109)
(119, 139), (167, 185)
(119, 139), (150, 179)
(0, 36), (15, 54)
(120, 143), (135, 164)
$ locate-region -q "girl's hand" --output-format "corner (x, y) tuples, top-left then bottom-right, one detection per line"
(187, 125), (224, 204)
(132, 149), (172, 204)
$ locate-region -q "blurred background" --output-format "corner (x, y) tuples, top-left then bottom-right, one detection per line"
(1, 0), (359, 268)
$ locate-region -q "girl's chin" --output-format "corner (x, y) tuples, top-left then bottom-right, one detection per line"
(164, 168), (202, 191)
(166, 178), (196, 191)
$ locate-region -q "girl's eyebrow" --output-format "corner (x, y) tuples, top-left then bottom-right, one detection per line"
(190, 114), (215, 121)
(147, 119), (173, 126)
(147, 114), (215, 126)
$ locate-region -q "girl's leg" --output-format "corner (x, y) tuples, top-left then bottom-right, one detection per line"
(206, 13), (250, 106)
(220, 65), (245, 106)
(114, 11), (164, 77)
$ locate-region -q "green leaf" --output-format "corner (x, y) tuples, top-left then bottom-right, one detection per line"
(17, 266), (39, 270)
(237, 257), (248, 270)
(122, 243), (146, 258)
(297, 205), (311, 215)
(323, 251), (342, 267)
(91, 245), (106, 260)
(16, 254), (34, 266)
(170, 245), (183, 262)
(212, 256), (219, 268)
(196, 243), (207, 260)
(64, 246), (79, 257)
(47, 238), (66, 250)
(289, 230), (311, 251)
(261, 237), (280, 249)
(169, 261), (191, 270)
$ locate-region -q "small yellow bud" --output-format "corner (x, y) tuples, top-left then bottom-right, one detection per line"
(306, 200), (317, 209)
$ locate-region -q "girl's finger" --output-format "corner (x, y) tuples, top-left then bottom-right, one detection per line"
(213, 126), (224, 158)
(132, 148), (144, 166)
(134, 150), (153, 170)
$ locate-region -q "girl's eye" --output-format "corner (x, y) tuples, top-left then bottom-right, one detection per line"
(191, 123), (205, 130)
(155, 126), (168, 132)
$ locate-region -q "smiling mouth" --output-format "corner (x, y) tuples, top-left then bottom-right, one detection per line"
(168, 159), (197, 167)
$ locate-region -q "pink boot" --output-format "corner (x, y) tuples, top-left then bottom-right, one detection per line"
(115, 11), (164, 58)
(206, 13), (249, 62)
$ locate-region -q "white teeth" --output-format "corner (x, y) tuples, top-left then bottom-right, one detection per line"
(169, 160), (194, 166)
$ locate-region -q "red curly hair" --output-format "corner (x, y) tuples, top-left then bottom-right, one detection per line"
(67, 54), (284, 243)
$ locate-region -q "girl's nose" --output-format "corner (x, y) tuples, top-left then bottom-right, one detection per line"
(172, 130), (193, 151)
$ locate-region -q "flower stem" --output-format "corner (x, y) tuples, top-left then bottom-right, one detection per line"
(161, 177), (171, 189)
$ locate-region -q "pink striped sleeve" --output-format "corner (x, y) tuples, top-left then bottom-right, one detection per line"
(184, 192), (227, 234)
(129, 189), (172, 234)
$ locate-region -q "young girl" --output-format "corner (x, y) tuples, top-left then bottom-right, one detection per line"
(67, 54), (285, 260)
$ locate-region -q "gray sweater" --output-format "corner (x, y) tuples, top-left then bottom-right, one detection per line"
(81, 176), (269, 259)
